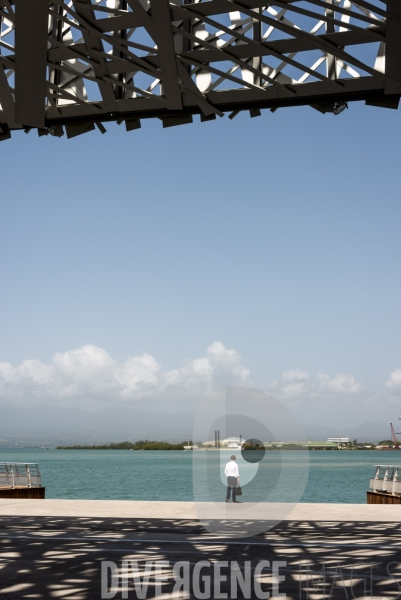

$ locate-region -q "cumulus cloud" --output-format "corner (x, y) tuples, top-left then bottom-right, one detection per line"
(270, 369), (363, 400)
(386, 369), (401, 396)
(0, 340), (374, 414)
(0, 341), (249, 410)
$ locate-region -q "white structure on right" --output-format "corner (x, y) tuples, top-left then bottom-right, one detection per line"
(370, 465), (401, 495)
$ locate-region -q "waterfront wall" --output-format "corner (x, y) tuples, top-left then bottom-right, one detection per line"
(0, 487), (45, 499)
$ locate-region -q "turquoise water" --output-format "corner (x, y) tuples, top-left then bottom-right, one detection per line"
(0, 448), (396, 503)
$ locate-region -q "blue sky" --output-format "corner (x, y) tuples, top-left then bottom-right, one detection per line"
(1, 102), (401, 427)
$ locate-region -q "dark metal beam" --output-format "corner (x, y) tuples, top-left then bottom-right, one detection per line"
(72, 0), (119, 111)
(0, 0), (398, 140)
(385, 0), (401, 94)
(0, 63), (19, 127)
(178, 29), (383, 67)
(14, 0), (48, 128)
(43, 76), (388, 127)
(150, 0), (182, 110)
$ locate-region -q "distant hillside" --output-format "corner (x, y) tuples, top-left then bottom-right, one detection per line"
(0, 404), (195, 444)
(0, 403), (392, 445)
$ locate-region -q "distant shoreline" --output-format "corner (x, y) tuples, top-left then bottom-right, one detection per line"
(56, 441), (186, 451)
(56, 443), (387, 451)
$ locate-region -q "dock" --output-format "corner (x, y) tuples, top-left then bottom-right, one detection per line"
(368, 465), (401, 503)
(0, 462), (45, 499)
(1, 500), (401, 599)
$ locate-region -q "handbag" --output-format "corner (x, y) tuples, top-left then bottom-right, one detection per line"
(234, 485), (242, 496)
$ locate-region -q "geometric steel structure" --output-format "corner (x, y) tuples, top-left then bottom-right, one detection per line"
(0, 0), (400, 140)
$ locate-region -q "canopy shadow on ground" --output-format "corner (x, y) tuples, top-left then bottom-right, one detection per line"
(1, 515), (400, 599)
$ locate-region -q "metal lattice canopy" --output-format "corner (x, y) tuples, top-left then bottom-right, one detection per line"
(0, 0), (399, 139)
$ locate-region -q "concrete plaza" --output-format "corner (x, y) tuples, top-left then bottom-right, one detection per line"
(0, 501), (401, 599)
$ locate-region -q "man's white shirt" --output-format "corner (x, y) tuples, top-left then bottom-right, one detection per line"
(225, 460), (239, 478)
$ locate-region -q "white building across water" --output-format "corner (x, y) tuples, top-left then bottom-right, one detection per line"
(223, 437), (242, 449)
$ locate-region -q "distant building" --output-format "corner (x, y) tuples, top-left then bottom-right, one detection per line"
(223, 437), (242, 449)
(327, 437), (350, 444)
(263, 441), (339, 449)
(201, 437), (242, 449)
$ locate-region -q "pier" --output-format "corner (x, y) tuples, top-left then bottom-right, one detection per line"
(1, 500), (401, 599)
(368, 465), (401, 503)
(0, 463), (45, 499)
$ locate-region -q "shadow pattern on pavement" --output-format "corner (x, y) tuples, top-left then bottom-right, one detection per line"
(1, 516), (401, 599)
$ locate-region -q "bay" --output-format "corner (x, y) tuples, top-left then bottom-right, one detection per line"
(0, 448), (397, 503)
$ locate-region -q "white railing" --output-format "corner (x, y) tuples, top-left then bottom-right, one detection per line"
(369, 465), (401, 495)
(0, 463), (42, 489)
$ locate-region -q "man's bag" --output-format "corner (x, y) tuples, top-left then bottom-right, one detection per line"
(235, 485), (242, 496)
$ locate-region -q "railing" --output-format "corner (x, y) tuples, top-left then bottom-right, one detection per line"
(0, 463), (42, 489)
(369, 465), (401, 495)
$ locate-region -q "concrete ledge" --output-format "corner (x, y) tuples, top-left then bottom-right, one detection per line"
(1, 499), (401, 521)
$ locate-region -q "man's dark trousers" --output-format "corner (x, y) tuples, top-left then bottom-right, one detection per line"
(226, 476), (237, 501)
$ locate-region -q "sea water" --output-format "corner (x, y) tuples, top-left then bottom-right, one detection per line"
(0, 448), (395, 503)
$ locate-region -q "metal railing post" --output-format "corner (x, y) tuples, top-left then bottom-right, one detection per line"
(393, 468), (399, 496)
(373, 466), (380, 492)
(0, 462), (41, 489)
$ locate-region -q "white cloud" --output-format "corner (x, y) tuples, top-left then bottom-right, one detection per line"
(270, 369), (363, 400)
(324, 373), (363, 395)
(0, 342), (383, 417)
(0, 341), (249, 410)
(386, 369), (401, 396)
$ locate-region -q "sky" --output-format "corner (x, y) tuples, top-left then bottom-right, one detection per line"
(1, 101), (401, 429)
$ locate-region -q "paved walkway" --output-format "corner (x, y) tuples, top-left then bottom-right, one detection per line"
(1, 502), (401, 599)
(1, 499), (401, 520)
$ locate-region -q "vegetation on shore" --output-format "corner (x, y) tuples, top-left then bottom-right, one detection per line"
(57, 440), (186, 450)
(57, 439), (387, 451)
(266, 443), (309, 450)
(242, 442), (266, 450)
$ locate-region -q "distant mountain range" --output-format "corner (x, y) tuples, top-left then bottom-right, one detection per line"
(0, 404), (195, 445)
(0, 403), (393, 445)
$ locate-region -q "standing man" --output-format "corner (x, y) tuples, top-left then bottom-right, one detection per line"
(224, 454), (240, 503)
